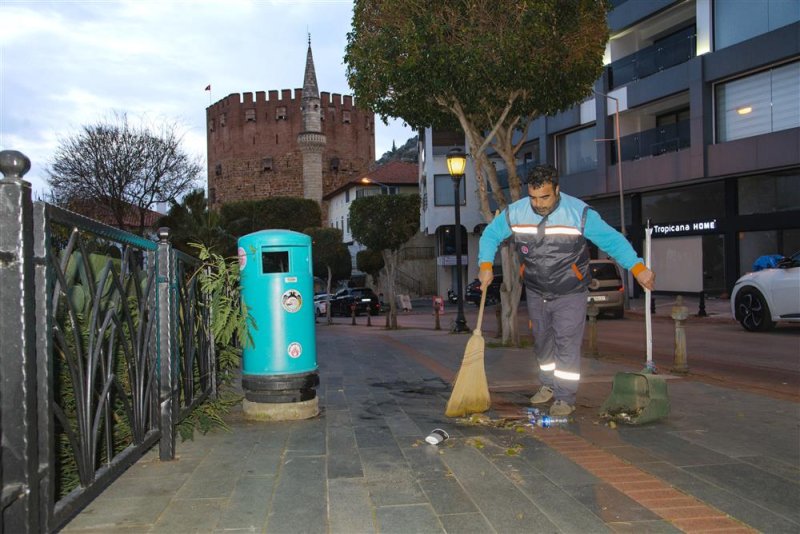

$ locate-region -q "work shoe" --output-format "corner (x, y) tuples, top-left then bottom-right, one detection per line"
(530, 386), (554, 404)
(550, 400), (575, 416)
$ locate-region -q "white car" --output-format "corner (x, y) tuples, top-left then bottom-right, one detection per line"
(313, 293), (329, 317)
(731, 251), (800, 331)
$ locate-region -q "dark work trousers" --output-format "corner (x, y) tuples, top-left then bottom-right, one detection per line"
(525, 289), (588, 405)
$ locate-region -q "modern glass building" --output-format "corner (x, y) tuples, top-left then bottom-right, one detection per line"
(507, 0), (799, 296)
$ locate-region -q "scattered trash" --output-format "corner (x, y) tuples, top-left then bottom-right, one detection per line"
(523, 407), (570, 427)
(425, 428), (449, 445)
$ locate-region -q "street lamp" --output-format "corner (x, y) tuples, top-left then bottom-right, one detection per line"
(594, 90), (629, 309)
(360, 176), (390, 192)
(446, 147), (469, 333)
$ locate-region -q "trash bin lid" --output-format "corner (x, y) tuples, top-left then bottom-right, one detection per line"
(239, 229), (311, 248)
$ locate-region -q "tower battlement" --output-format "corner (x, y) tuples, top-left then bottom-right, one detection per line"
(206, 47), (375, 211)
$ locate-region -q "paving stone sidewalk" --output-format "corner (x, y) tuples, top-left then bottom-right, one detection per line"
(64, 322), (799, 533)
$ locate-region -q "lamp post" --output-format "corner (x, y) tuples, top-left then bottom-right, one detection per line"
(446, 147), (469, 333)
(594, 90), (630, 309)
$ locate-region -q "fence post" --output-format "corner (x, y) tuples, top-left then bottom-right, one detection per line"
(0, 150), (40, 533)
(157, 228), (176, 461)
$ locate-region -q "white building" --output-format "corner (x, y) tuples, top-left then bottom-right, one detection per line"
(418, 128), (486, 299)
(324, 160), (419, 272)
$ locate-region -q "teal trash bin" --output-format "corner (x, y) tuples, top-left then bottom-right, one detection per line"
(238, 230), (319, 418)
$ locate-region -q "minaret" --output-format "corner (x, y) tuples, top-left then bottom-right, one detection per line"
(297, 35), (326, 204)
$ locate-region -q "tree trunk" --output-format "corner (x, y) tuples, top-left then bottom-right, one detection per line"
(326, 265), (333, 325)
(499, 244), (522, 346)
(383, 249), (399, 329)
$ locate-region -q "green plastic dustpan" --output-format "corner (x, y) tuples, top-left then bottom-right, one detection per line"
(600, 227), (670, 425)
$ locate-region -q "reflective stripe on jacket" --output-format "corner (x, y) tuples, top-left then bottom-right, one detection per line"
(478, 192), (644, 300)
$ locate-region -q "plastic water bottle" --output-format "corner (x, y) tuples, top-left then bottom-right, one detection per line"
(524, 407), (569, 427)
(533, 415), (570, 427)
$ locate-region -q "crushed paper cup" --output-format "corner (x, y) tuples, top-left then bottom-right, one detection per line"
(425, 428), (449, 445)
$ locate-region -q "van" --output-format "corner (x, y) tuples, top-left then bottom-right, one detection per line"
(587, 259), (625, 318)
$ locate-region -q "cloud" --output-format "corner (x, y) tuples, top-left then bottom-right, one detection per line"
(1, 0), (414, 195)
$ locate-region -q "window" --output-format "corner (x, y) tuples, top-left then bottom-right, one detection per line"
(276, 106), (287, 120)
(434, 174), (466, 206)
(345, 189), (350, 202)
(642, 182), (725, 223)
(714, 0), (800, 50)
(261, 157), (273, 171)
(245, 109), (256, 122)
(737, 172), (800, 215)
(330, 158), (340, 171)
(556, 126), (597, 175)
(209, 119), (215, 132)
(219, 113), (226, 127)
(342, 110), (351, 124)
(214, 163), (222, 176)
(262, 251), (289, 273)
(437, 225), (467, 255)
(716, 61), (800, 142)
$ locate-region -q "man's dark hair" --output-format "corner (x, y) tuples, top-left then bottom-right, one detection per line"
(525, 164), (559, 188)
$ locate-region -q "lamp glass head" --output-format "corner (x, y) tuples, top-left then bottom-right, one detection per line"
(446, 148), (467, 177)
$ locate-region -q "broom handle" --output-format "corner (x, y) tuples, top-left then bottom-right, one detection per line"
(475, 286), (487, 333)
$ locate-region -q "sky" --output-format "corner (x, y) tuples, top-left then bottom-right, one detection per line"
(0, 0), (415, 197)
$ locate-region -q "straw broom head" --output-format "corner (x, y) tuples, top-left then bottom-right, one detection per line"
(445, 288), (491, 417)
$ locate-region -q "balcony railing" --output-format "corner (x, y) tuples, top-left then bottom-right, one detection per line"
(609, 30), (696, 89)
(613, 120), (691, 163)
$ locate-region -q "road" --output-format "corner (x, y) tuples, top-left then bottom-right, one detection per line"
(327, 302), (800, 401)
(579, 314), (800, 401)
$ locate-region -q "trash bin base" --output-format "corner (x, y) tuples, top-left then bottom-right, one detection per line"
(242, 397), (319, 421)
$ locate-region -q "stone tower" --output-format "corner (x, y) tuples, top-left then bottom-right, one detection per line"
(296, 37), (326, 204)
(205, 39), (375, 211)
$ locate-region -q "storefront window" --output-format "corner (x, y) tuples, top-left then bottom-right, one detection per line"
(737, 172), (800, 215)
(714, 0), (799, 50)
(556, 126), (598, 175)
(716, 61), (800, 142)
(641, 182), (725, 223)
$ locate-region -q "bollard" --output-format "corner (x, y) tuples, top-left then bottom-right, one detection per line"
(367, 306), (372, 327)
(671, 295), (689, 374)
(351, 303), (357, 325)
(697, 292), (708, 317)
(586, 302), (599, 357)
(434, 306), (441, 330)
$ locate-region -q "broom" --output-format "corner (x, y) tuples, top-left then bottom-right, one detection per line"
(445, 286), (491, 417)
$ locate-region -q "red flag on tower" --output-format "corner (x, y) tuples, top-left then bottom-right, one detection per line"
(204, 84), (211, 91)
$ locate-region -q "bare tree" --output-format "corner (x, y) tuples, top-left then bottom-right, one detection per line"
(47, 113), (202, 235)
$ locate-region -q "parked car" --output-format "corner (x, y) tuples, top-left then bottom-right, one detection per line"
(587, 259), (625, 319)
(465, 277), (502, 305)
(731, 251), (800, 331)
(464, 275), (525, 305)
(313, 293), (329, 317)
(329, 287), (381, 316)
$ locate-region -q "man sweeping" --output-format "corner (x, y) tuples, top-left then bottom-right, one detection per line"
(477, 164), (656, 417)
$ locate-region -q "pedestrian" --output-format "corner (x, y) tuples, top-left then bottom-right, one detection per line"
(477, 164), (655, 416)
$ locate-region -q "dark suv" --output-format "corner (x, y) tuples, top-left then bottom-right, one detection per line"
(329, 287), (381, 316)
(465, 277), (502, 305)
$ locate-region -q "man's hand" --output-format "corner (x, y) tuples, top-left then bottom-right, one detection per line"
(478, 268), (494, 291)
(635, 268), (655, 291)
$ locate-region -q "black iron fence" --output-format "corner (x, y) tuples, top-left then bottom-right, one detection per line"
(0, 150), (216, 533)
(613, 120), (691, 163)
